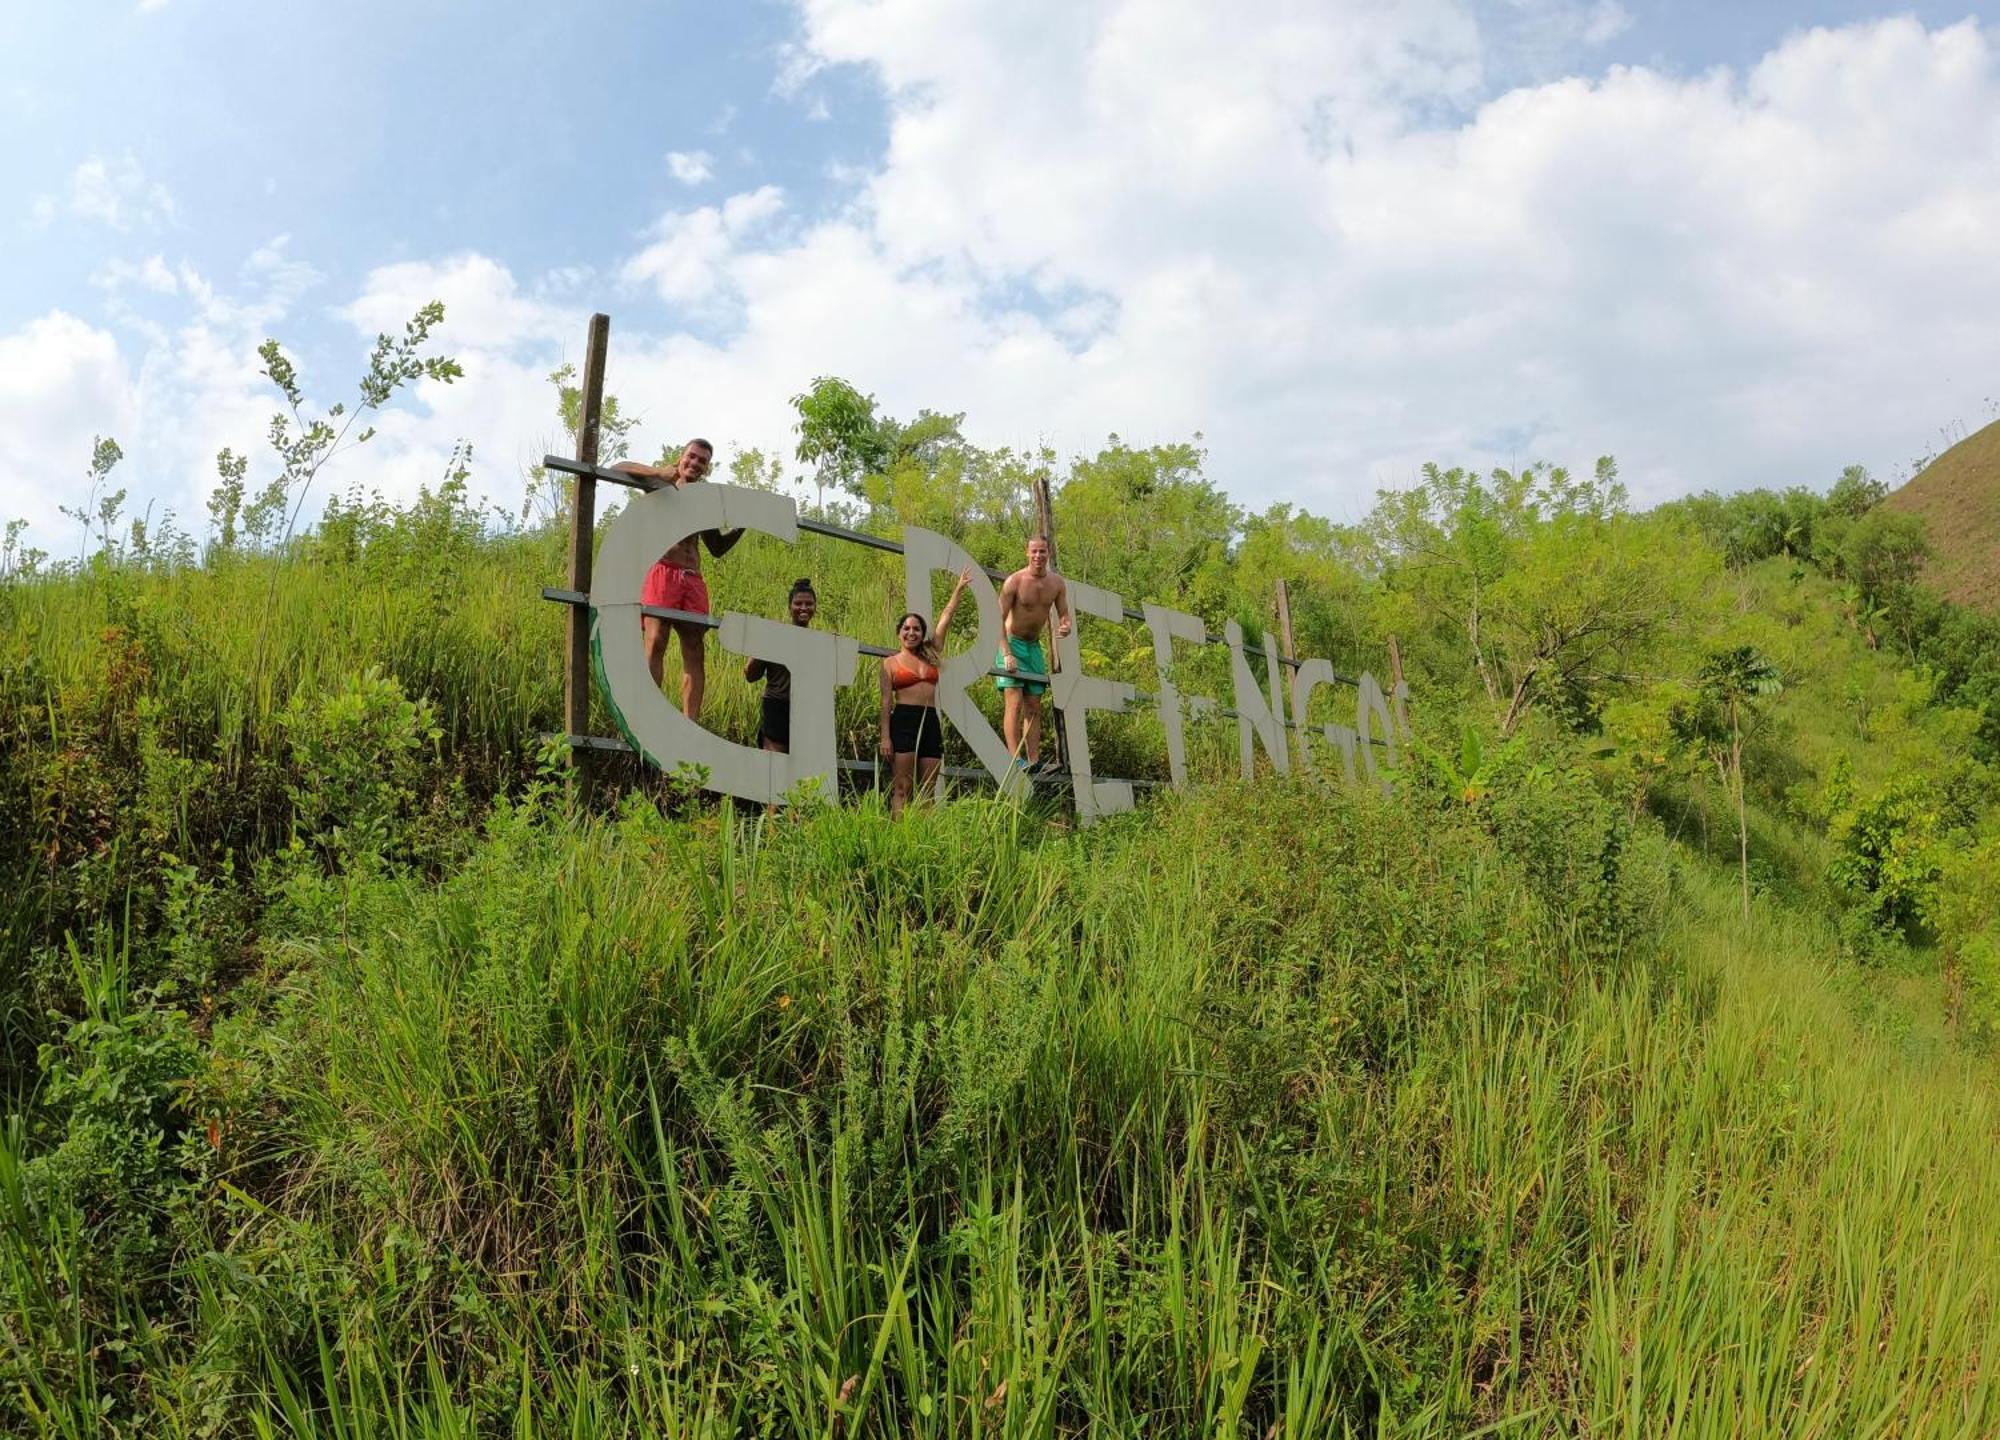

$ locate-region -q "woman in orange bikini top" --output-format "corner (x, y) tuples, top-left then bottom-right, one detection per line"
(878, 568), (974, 818)
(887, 651), (939, 690)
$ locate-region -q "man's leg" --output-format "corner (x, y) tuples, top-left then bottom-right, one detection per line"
(643, 616), (671, 689)
(1003, 687), (1025, 760)
(1022, 693), (1043, 765)
(677, 623), (706, 720)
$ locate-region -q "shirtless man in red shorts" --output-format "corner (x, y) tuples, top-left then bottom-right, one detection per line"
(612, 438), (743, 721)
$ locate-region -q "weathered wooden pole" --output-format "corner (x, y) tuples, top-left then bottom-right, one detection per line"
(1387, 632), (1410, 736)
(1274, 578), (1297, 660)
(1032, 474), (1057, 563)
(562, 313), (611, 766)
(1274, 577), (1300, 767)
(1031, 473), (1071, 773)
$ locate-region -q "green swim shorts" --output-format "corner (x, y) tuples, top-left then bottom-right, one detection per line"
(994, 633), (1049, 696)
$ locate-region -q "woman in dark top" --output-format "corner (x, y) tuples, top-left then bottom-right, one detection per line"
(745, 578), (816, 754)
(878, 569), (972, 817)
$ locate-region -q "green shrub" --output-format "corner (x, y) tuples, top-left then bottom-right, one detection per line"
(1962, 926), (2000, 1040)
(1933, 834), (2000, 1036)
(1826, 775), (1954, 937)
(5, 935), (207, 1432)
(277, 669), (441, 870)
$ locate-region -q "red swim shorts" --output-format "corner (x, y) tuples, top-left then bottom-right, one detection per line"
(641, 562), (710, 617)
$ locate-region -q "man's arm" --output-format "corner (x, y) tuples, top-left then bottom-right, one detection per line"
(1053, 576), (1073, 638)
(998, 574), (1019, 666)
(609, 461), (671, 491)
(704, 526), (746, 558)
(745, 656), (767, 683)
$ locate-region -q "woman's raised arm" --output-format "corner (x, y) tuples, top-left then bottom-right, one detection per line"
(931, 567), (975, 647)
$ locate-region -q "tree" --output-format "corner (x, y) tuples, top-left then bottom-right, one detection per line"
(1914, 604), (2000, 761)
(247, 300), (463, 556)
(1058, 438), (1235, 613)
(1364, 464), (1529, 709)
(1364, 459), (1641, 723)
(234, 302), (461, 667)
(1827, 776), (1952, 937)
(1830, 509), (1930, 653)
(1, 518), (47, 579)
(521, 363), (640, 528)
(791, 376), (894, 508)
(208, 448), (248, 557)
(1683, 645), (1784, 922)
(1826, 463), (1887, 518)
(725, 448), (786, 492)
(57, 436), (126, 565)
(552, 361), (638, 464)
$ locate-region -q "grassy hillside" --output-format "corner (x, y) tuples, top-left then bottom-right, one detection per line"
(6, 776), (1998, 1437)
(4, 413), (2000, 1434)
(1886, 416), (2000, 612)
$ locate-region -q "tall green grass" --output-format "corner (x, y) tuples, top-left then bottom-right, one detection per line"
(5, 487), (1997, 1436)
(0, 503), (1253, 1068)
(5, 773), (1993, 1436)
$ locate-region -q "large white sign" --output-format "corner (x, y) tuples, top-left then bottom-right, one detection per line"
(589, 484), (1406, 822)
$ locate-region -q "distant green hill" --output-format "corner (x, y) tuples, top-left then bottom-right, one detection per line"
(1886, 416), (2000, 612)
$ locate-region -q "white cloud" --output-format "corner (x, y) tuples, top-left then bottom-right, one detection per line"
(666, 149), (714, 184)
(4, 242), (387, 555)
(1579, 3), (1630, 47)
(619, 186), (786, 307)
(623, 4), (1994, 513)
(5, 245), (604, 553)
(142, 6), (1987, 536)
(342, 252), (573, 352)
(0, 314), (138, 546)
(37, 156), (178, 232)
(334, 254), (591, 508)
(17, 7), (2000, 557)
(771, 40), (827, 99)
(93, 254), (181, 295)
(1484, 0), (1632, 71)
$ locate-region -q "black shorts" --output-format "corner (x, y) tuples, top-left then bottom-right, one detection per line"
(758, 698), (790, 749)
(889, 703), (943, 760)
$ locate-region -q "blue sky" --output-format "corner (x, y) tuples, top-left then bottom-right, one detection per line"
(3, 1), (1996, 551)
(4, 4), (875, 321)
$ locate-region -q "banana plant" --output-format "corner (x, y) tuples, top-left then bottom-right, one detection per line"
(1419, 722), (1530, 806)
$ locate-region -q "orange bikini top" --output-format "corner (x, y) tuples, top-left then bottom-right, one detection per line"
(889, 652), (939, 690)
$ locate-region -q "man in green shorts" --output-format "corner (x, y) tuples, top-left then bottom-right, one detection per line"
(996, 534), (1071, 771)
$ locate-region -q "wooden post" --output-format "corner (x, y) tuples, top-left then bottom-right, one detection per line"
(1387, 632), (1409, 735)
(562, 314), (611, 766)
(1274, 578), (1299, 765)
(1274, 578), (1297, 662)
(1032, 474), (1057, 560)
(1031, 474), (1071, 772)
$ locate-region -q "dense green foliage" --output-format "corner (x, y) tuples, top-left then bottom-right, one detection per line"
(2, 345), (1998, 1435)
